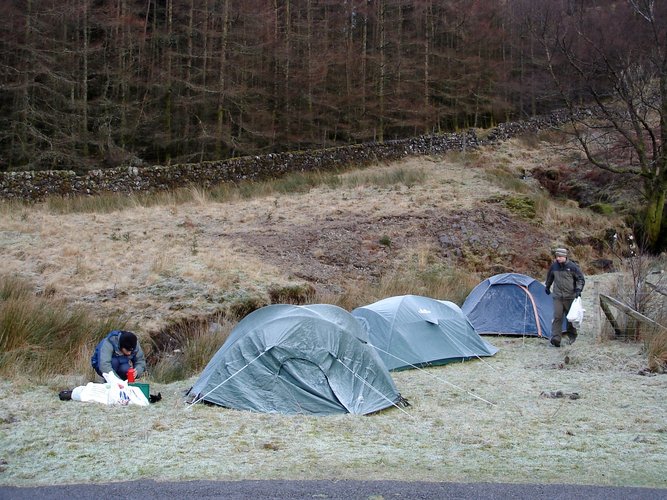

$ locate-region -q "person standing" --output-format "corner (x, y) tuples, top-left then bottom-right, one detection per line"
(545, 248), (585, 347)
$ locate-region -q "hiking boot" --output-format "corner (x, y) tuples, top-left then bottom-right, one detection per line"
(567, 333), (578, 345)
(550, 336), (561, 348)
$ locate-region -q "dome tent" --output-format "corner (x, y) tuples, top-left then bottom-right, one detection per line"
(461, 273), (553, 338)
(188, 304), (403, 415)
(351, 295), (498, 372)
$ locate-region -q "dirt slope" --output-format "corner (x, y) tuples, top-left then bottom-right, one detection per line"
(0, 138), (621, 333)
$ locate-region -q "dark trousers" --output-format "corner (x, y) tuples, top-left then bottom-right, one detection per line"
(111, 357), (132, 379)
(94, 356), (132, 379)
(552, 297), (577, 340)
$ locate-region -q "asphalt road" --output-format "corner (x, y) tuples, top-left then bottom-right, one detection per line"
(1, 480), (665, 499)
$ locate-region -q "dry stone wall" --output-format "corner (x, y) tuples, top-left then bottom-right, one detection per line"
(0, 109), (583, 201)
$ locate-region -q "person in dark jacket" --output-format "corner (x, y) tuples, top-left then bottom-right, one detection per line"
(91, 330), (146, 380)
(545, 248), (585, 347)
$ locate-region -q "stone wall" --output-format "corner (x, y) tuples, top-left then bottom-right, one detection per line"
(0, 109), (582, 201)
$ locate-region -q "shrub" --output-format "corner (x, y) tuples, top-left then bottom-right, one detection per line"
(504, 195), (536, 219)
(379, 235), (392, 248)
(599, 253), (667, 372)
(589, 203), (614, 215)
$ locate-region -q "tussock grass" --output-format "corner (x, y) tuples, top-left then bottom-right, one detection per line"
(0, 275), (125, 380)
(9, 164), (425, 217)
(485, 166), (531, 193)
(343, 166), (426, 189)
(537, 128), (569, 145)
(0, 275), (33, 300)
(371, 266), (476, 306)
(151, 316), (235, 383)
(45, 192), (141, 214)
(645, 328), (667, 372)
(320, 245), (477, 310)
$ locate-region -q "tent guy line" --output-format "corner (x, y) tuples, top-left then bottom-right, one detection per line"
(187, 304), (402, 415)
(334, 357), (413, 418)
(437, 329), (501, 372)
(368, 343), (496, 407)
(186, 349), (269, 409)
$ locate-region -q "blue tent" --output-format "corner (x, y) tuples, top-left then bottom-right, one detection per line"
(461, 273), (553, 338)
(352, 295), (498, 371)
(189, 304), (402, 415)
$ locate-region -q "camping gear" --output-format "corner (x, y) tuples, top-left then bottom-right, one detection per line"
(127, 368), (136, 383)
(71, 372), (149, 406)
(461, 272), (554, 337)
(189, 304), (403, 416)
(129, 382), (149, 400)
(352, 295), (498, 371)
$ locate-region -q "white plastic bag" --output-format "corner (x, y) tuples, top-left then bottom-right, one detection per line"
(71, 372), (149, 406)
(566, 297), (585, 330)
(71, 382), (112, 405)
(104, 371), (149, 406)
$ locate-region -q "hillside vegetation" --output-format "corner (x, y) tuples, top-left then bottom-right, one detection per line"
(0, 133), (666, 488)
(1, 132), (632, 374)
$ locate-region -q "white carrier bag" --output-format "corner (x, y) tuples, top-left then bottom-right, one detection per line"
(71, 371), (149, 406)
(566, 297), (585, 330)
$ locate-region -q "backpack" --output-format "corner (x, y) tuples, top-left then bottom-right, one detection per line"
(90, 330), (122, 373)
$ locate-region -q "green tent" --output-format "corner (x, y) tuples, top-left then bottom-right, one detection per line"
(352, 295), (498, 371)
(189, 304), (403, 415)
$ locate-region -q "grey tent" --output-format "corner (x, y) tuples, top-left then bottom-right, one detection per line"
(352, 295), (498, 371)
(189, 304), (403, 415)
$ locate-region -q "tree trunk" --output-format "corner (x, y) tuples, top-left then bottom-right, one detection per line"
(643, 184), (666, 249)
(162, 0), (173, 163)
(215, 0), (230, 159)
(423, 0), (432, 132)
(377, 0), (385, 143)
(306, 0), (313, 139)
(80, 0), (89, 157)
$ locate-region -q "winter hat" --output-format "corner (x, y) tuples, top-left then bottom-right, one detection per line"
(119, 331), (137, 352)
(554, 248), (568, 257)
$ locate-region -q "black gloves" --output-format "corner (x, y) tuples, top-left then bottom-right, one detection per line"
(545, 287), (551, 295)
(574, 290), (581, 298)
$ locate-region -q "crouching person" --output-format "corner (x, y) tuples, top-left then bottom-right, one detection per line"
(91, 330), (146, 381)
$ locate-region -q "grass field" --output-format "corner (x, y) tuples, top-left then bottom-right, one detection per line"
(1, 274), (665, 488)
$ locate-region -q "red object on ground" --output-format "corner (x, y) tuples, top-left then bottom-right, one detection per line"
(127, 368), (136, 383)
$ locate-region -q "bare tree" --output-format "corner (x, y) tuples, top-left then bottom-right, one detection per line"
(536, 0), (667, 251)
